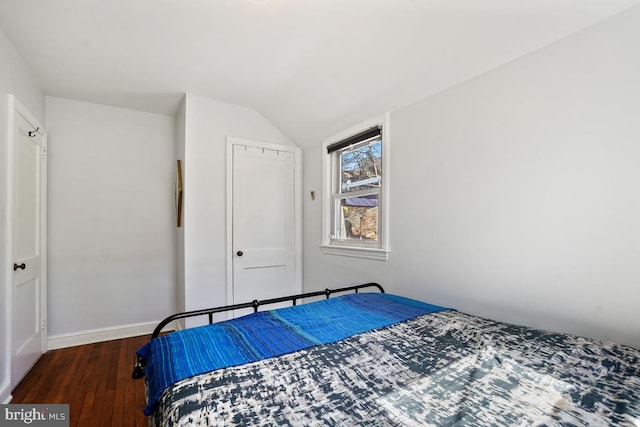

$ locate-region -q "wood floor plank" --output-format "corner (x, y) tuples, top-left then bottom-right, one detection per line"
(10, 350), (56, 402)
(11, 335), (151, 427)
(66, 344), (94, 427)
(51, 344), (88, 404)
(75, 344), (101, 425)
(111, 339), (127, 427)
(88, 342), (109, 425)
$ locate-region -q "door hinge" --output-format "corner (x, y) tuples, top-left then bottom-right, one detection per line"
(41, 319), (46, 330)
(41, 147), (47, 160)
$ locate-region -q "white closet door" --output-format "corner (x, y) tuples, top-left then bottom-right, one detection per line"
(229, 138), (300, 317)
(11, 100), (47, 389)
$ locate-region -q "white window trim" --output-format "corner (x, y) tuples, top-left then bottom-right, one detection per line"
(321, 113), (390, 261)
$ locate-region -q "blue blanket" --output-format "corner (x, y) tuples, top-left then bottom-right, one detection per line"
(137, 292), (448, 415)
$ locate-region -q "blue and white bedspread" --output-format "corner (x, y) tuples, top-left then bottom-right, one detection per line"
(147, 296), (640, 427)
(138, 292), (447, 416)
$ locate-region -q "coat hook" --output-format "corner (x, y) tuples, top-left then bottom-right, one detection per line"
(28, 127), (39, 137)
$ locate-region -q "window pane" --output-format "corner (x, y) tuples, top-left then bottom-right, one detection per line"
(335, 195), (378, 241)
(340, 140), (381, 193)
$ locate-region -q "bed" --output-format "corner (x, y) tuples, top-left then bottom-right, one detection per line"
(133, 283), (640, 426)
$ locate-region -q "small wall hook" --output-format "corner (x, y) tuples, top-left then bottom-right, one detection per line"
(28, 127), (39, 137)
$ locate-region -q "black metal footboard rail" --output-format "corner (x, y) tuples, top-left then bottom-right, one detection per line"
(132, 282), (384, 379)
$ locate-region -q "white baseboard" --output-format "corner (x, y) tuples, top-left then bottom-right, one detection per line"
(47, 321), (175, 350)
(0, 380), (11, 404)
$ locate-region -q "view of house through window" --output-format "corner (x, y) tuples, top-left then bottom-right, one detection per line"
(333, 135), (382, 244)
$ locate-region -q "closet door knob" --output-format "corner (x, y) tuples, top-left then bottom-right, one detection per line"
(13, 263), (26, 271)
(236, 251), (244, 257)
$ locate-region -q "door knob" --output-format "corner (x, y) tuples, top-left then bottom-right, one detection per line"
(13, 263), (26, 271)
(236, 251), (244, 257)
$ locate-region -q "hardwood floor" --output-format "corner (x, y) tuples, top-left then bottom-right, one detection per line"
(11, 334), (151, 427)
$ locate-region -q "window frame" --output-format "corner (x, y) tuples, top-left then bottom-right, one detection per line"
(320, 113), (390, 261)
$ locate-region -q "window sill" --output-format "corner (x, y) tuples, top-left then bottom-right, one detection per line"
(320, 244), (389, 261)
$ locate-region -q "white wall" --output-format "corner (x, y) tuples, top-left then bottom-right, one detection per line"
(304, 5), (640, 349)
(182, 94), (295, 325)
(175, 97), (186, 323)
(46, 97), (176, 343)
(0, 27), (45, 403)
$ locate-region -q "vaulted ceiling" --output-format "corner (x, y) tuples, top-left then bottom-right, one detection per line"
(0, 0), (637, 146)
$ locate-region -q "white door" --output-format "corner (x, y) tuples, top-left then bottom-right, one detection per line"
(227, 138), (301, 316)
(10, 98), (47, 389)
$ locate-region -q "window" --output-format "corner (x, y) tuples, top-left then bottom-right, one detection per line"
(321, 114), (389, 260)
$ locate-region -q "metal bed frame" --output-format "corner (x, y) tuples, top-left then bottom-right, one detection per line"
(132, 282), (385, 379)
